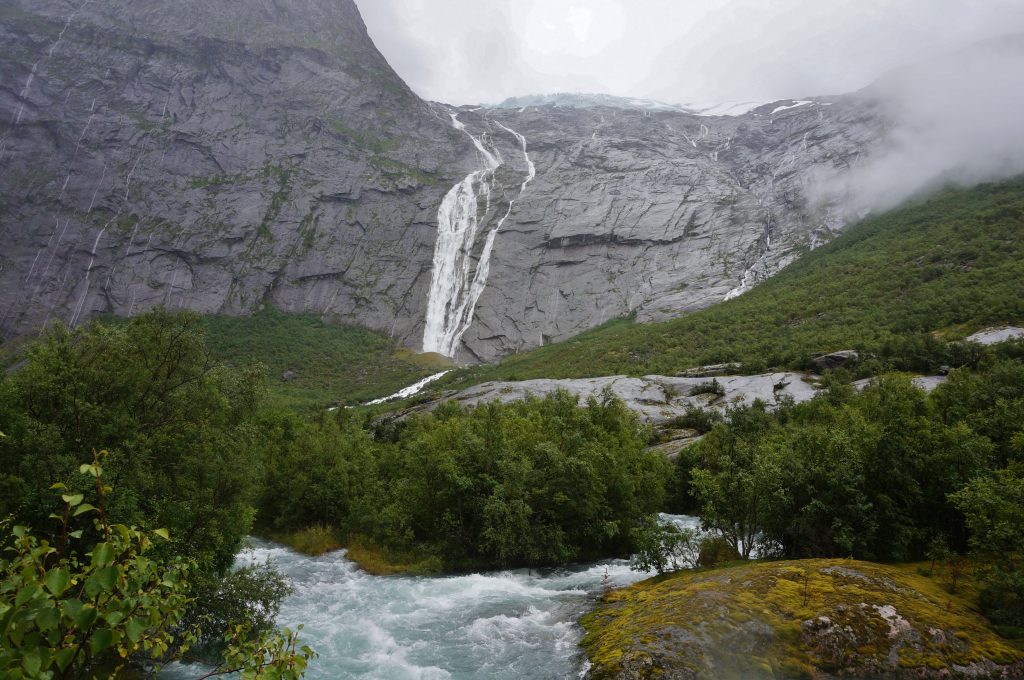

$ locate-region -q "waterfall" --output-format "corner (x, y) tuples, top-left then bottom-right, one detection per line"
(422, 115), (536, 359)
(421, 114), (501, 358)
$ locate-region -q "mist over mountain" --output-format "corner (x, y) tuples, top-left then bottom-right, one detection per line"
(813, 33), (1024, 217)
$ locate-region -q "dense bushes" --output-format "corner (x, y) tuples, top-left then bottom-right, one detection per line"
(674, 370), (1008, 561)
(0, 460), (313, 678)
(255, 390), (671, 571)
(0, 310), (261, 573)
(0, 311), (309, 672)
(673, 359), (1024, 624)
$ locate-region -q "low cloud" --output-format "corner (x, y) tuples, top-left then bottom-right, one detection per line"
(818, 35), (1024, 217)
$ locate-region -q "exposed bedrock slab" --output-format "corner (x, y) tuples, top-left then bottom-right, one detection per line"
(447, 372), (820, 425)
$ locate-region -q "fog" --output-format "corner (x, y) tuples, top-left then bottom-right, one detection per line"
(815, 35), (1024, 217)
(356, 0), (1024, 107)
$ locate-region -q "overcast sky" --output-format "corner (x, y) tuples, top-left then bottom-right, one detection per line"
(355, 0), (1024, 106)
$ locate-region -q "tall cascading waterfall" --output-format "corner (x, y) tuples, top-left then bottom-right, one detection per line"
(422, 114), (536, 359)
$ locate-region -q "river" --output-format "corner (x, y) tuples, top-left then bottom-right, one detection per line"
(168, 515), (699, 679)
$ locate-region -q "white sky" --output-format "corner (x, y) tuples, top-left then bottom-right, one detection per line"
(355, 0), (1024, 105)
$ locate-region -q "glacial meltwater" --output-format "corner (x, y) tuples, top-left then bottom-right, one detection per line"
(167, 515), (699, 679)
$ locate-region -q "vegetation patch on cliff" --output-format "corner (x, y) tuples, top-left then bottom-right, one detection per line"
(582, 559), (1024, 679)
(202, 305), (445, 409)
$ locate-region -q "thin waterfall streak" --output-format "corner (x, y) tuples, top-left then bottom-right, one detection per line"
(49, 0), (92, 57)
(11, 63), (39, 127)
(124, 151), (144, 201)
(87, 163), (107, 213)
(34, 219), (71, 301)
(60, 112), (96, 198)
(25, 219), (60, 283)
(69, 223), (107, 327)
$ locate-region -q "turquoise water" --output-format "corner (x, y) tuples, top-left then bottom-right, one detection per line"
(168, 515), (699, 679)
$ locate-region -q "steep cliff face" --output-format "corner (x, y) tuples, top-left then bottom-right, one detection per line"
(0, 0), (888, 363)
(0, 0), (472, 344)
(454, 98), (883, 361)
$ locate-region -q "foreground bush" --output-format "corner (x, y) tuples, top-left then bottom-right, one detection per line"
(0, 459), (314, 678)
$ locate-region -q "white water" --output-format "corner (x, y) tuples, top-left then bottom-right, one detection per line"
(422, 115), (535, 360)
(364, 371), (451, 406)
(166, 516), (700, 680)
(422, 114), (502, 358)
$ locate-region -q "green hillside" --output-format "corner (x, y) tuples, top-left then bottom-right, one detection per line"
(201, 307), (447, 409)
(444, 177), (1024, 389)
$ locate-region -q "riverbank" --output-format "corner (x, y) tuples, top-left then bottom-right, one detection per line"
(264, 527), (445, 575)
(581, 559), (1024, 679)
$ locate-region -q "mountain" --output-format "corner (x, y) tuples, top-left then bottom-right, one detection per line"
(0, 0), (888, 363)
(444, 176), (1024, 387)
(0, 0), (469, 346)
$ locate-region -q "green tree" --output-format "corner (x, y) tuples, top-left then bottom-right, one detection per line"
(686, 402), (788, 559)
(951, 465), (1024, 627)
(0, 310), (263, 572)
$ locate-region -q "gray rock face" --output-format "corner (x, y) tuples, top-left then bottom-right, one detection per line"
(457, 98), (884, 361)
(966, 326), (1024, 346)
(0, 0), (889, 362)
(444, 373), (820, 425)
(0, 0), (471, 343)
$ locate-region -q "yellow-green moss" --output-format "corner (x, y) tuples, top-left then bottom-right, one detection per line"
(268, 525), (343, 556)
(265, 528), (444, 575)
(343, 536), (444, 576)
(581, 559), (1024, 679)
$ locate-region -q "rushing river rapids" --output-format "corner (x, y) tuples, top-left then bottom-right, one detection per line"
(167, 516), (699, 679)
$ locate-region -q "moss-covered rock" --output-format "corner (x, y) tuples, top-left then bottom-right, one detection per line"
(581, 559), (1024, 679)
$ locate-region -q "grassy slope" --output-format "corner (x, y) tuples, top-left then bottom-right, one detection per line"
(440, 178), (1024, 391)
(582, 559), (1023, 679)
(202, 307), (448, 410)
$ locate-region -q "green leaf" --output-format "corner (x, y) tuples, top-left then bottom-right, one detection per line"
(61, 493), (84, 507)
(44, 568), (71, 596)
(55, 647), (76, 672)
(69, 530), (83, 539)
(95, 566), (118, 592)
(74, 604), (98, 630)
(72, 503), (96, 517)
(125, 617), (146, 643)
(152, 528), (170, 540)
(15, 585), (41, 607)
(62, 598), (84, 621)
(91, 542), (114, 567)
(49, 482), (67, 490)
(89, 627), (114, 655)
(21, 649), (41, 676)
(35, 606), (60, 633)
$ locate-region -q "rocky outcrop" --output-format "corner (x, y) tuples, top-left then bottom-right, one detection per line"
(966, 326), (1024, 346)
(581, 560), (1024, 679)
(0, 0), (888, 362)
(442, 373), (820, 424)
